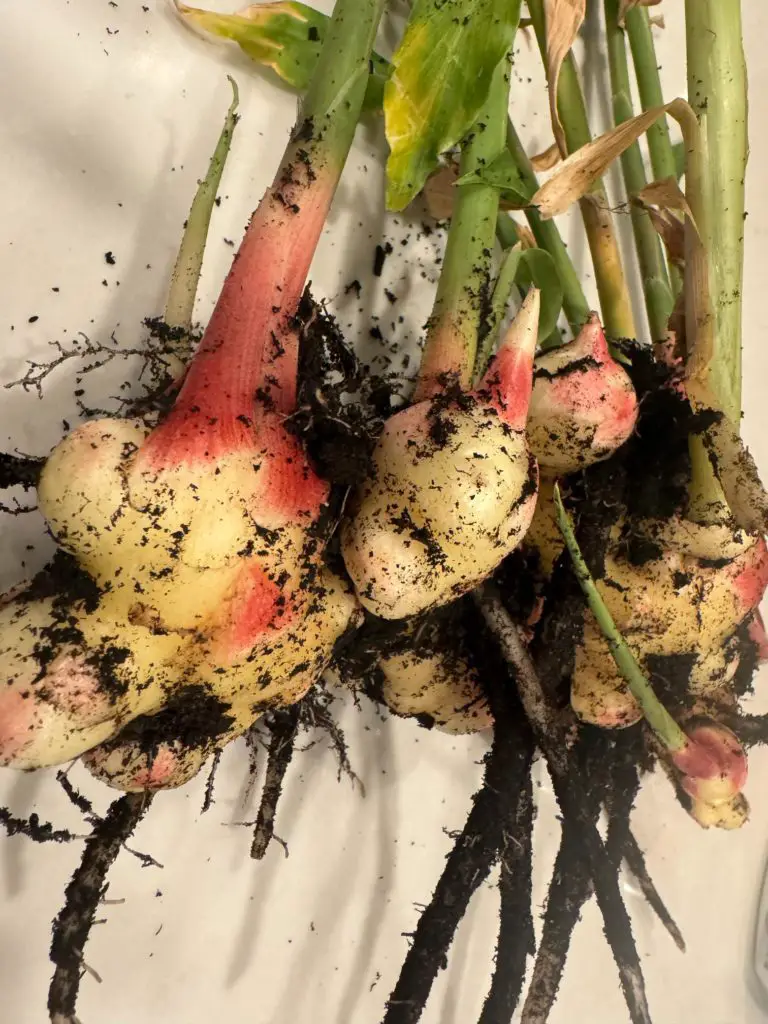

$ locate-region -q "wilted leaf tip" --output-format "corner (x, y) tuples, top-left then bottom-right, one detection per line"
(617, 0), (662, 28)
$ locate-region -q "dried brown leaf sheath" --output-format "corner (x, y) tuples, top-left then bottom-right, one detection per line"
(543, 0), (586, 156)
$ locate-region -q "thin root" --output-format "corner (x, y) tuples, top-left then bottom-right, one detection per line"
(48, 793), (154, 1024)
(251, 707), (300, 860)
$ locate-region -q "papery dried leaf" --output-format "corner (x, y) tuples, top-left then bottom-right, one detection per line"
(531, 101), (698, 220)
(530, 99), (716, 397)
(531, 142), (562, 172)
(645, 206), (685, 267)
(655, 288), (686, 367)
(649, 14), (665, 28)
(423, 163), (460, 220)
(633, 177), (694, 269)
(617, 0), (662, 28)
(635, 177), (695, 226)
(515, 221), (537, 249)
(543, 0), (585, 157)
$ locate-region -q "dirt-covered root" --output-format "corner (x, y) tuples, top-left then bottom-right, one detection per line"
(0, 807), (77, 844)
(381, 638), (535, 1024)
(605, 758), (685, 952)
(0, 452), (43, 490)
(297, 681), (361, 787)
(521, 813), (593, 1024)
(520, 734), (608, 1024)
(250, 707), (300, 859)
(477, 586), (652, 1024)
(48, 792), (155, 1024)
(477, 767), (536, 1024)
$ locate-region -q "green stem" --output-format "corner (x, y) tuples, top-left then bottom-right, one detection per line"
(624, 6), (682, 296)
(489, 215), (561, 365)
(495, 210), (519, 250)
(527, 0), (635, 340)
(505, 120), (590, 332)
(553, 484), (689, 754)
(685, 0), (747, 426)
(415, 58), (510, 397)
(164, 77), (239, 356)
(490, 246), (521, 329)
(299, 0), (385, 164)
(625, 7), (683, 298)
(604, 0), (672, 343)
(475, 239), (522, 377)
(624, 9), (677, 182)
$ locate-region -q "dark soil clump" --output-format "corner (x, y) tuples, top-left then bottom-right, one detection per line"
(108, 685), (235, 754)
(0, 452), (43, 490)
(293, 289), (392, 490)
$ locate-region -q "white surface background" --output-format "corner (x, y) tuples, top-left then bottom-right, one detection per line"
(1, 2), (768, 1023)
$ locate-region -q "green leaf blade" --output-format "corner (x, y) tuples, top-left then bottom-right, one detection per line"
(455, 149), (532, 206)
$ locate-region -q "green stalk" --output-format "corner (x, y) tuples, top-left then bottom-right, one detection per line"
(495, 210), (519, 250)
(164, 76), (239, 358)
(604, 0), (672, 343)
(527, 0), (635, 340)
(624, 6), (682, 295)
(624, 9), (677, 183)
(492, 213), (562, 359)
(489, 244), (521, 329)
(179, 0), (386, 414)
(505, 120), (590, 332)
(475, 237), (522, 376)
(185, 0), (592, 342)
(685, 0), (747, 427)
(415, 58), (510, 397)
(553, 485), (688, 753)
(299, 0), (385, 165)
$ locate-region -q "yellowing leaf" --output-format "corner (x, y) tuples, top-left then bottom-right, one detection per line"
(644, 206), (685, 268)
(384, 0), (522, 211)
(175, 1), (389, 106)
(543, 0), (585, 156)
